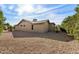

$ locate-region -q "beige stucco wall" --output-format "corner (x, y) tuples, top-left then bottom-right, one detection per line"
(33, 22), (49, 33)
(14, 20), (53, 33)
(49, 24), (55, 32)
(15, 21), (32, 32)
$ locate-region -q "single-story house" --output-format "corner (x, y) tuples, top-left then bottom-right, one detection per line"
(14, 19), (55, 33)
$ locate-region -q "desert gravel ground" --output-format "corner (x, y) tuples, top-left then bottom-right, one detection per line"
(0, 31), (79, 54)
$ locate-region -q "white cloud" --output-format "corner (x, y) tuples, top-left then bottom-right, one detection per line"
(14, 4), (69, 25)
(34, 5), (66, 14)
(8, 5), (14, 10)
(31, 13), (67, 24)
(15, 4), (66, 15)
(22, 12), (67, 25)
(46, 14), (67, 24)
(16, 4), (35, 15)
(34, 5), (48, 13)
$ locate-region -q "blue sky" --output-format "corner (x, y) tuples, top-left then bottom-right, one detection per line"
(0, 4), (77, 25)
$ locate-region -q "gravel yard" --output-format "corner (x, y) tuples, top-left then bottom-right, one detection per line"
(0, 31), (79, 54)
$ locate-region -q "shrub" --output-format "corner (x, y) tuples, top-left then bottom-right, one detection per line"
(61, 5), (79, 40)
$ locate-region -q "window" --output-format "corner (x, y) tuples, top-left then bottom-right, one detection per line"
(24, 25), (25, 27)
(20, 25), (22, 27)
(32, 25), (33, 30)
(20, 25), (25, 27)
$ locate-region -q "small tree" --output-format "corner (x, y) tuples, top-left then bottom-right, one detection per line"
(0, 8), (4, 33)
(4, 23), (13, 32)
(61, 5), (79, 40)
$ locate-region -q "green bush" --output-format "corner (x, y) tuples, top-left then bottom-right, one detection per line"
(61, 5), (79, 40)
(0, 27), (3, 33)
(9, 26), (13, 32)
(0, 8), (5, 34)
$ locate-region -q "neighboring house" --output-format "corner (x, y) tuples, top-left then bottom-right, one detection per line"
(14, 19), (55, 33)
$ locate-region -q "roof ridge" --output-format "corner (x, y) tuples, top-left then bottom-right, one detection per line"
(15, 19), (51, 26)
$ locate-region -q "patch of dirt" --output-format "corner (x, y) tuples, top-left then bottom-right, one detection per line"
(0, 32), (79, 54)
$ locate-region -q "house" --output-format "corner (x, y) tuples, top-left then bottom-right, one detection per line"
(14, 19), (32, 32)
(32, 20), (50, 33)
(14, 19), (55, 33)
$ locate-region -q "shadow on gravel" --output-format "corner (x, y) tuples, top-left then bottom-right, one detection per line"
(12, 31), (74, 42)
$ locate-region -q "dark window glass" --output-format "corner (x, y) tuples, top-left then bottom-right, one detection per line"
(24, 25), (25, 27)
(32, 25), (33, 30)
(20, 25), (22, 27)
